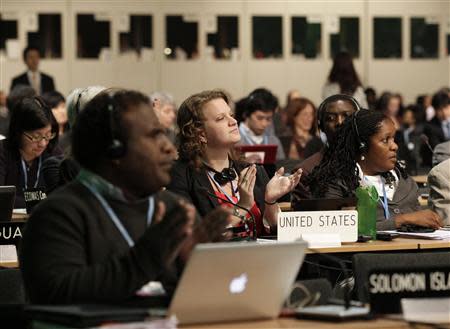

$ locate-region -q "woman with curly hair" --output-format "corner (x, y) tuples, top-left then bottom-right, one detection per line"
(306, 109), (442, 230)
(167, 89), (302, 238)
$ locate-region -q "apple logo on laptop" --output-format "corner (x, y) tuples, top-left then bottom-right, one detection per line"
(229, 273), (248, 294)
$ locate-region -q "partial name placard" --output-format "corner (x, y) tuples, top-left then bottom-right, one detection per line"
(277, 210), (358, 242)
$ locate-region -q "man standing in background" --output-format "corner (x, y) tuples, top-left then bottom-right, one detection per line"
(10, 46), (55, 95)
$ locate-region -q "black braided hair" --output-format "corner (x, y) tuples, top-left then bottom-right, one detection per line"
(306, 109), (394, 198)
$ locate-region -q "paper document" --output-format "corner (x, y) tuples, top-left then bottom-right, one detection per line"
(0, 245), (17, 262)
(402, 298), (450, 324)
(381, 229), (450, 240)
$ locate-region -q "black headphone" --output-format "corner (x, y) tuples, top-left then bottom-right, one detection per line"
(351, 109), (367, 152)
(203, 162), (237, 185)
(105, 93), (126, 159)
(317, 94), (361, 131)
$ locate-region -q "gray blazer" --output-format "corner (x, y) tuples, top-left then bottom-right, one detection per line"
(433, 141), (450, 166)
(323, 169), (421, 230)
(428, 158), (450, 225)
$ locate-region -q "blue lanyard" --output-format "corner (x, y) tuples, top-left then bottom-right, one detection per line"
(363, 175), (390, 220)
(21, 156), (42, 189)
(207, 171), (239, 204)
(239, 125), (268, 145)
(82, 182), (154, 248)
(380, 179), (390, 220)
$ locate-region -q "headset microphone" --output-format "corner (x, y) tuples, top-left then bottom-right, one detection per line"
(202, 162), (237, 185)
(420, 134), (434, 154)
(351, 110), (367, 152)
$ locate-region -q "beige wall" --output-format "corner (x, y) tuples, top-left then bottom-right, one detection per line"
(0, 0), (449, 105)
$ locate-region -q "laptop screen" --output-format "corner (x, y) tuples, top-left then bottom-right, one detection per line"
(235, 144), (278, 164)
(169, 241), (307, 324)
(0, 186), (16, 221)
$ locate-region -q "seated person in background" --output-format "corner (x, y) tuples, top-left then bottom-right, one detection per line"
(306, 109), (442, 230)
(248, 88), (289, 138)
(0, 90), (9, 137)
(422, 90), (450, 167)
(375, 91), (402, 129)
(433, 140), (450, 166)
(6, 84), (37, 115)
(364, 87), (377, 111)
(42, 86), (106, 193)
(20, 89), (230, 304)
(286, 89), (301, 103)
(42, 91), (69, 151)
(237, 93), (285, 161)
(0, 96), (61, 208)
(292, 94), (360, 199)
(284, 97), (322, 160)
(394, 105), (424, 175)
(150, 91), (177, 143)
(415, 94), (430, 124)
(167, 89), (302, 238)
(428, 158), (450, 226)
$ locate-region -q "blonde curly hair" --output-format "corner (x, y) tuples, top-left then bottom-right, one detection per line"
(177, 89), (231, 165)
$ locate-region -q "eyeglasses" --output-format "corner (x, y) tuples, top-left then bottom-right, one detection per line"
(23, 132), (56, 143)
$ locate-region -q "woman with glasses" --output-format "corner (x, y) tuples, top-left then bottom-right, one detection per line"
(0, 96), (61, 208)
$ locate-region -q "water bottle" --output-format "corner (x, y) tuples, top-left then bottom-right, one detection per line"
(355, 185), (378, 240)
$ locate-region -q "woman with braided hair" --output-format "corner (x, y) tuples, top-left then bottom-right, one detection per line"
(306, 109), (442, 230)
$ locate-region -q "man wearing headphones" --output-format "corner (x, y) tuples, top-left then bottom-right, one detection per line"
(292, 94), (361, 199)
(20, 89), (230, 304)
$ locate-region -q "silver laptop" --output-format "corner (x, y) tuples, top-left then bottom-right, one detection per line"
(168, 240), (307, 324)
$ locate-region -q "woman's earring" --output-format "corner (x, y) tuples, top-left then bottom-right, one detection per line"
(361, 155), (365, 161)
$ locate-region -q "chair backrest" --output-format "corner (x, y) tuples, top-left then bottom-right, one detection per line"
(0, 268), (26, 304)
(0, 268), (27, 327)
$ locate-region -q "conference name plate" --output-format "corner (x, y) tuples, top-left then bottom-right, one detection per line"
(277, 210), (358, 242)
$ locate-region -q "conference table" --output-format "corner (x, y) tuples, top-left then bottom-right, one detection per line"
(412, 175), (428, 185)
(2, 238), (449, 269)
(182, 317), (411, 329)
(306, 237), (450, 254)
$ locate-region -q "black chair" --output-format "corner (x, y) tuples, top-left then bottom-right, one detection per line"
(0, 268), (27, 328)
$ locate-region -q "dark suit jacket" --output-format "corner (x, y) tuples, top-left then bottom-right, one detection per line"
(394, 124), (424, 174)
(422, 117), (447, 166)
(20, 180), (182, 304)
(167, 159), (270, 219)
(10, 71), (55, 94)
